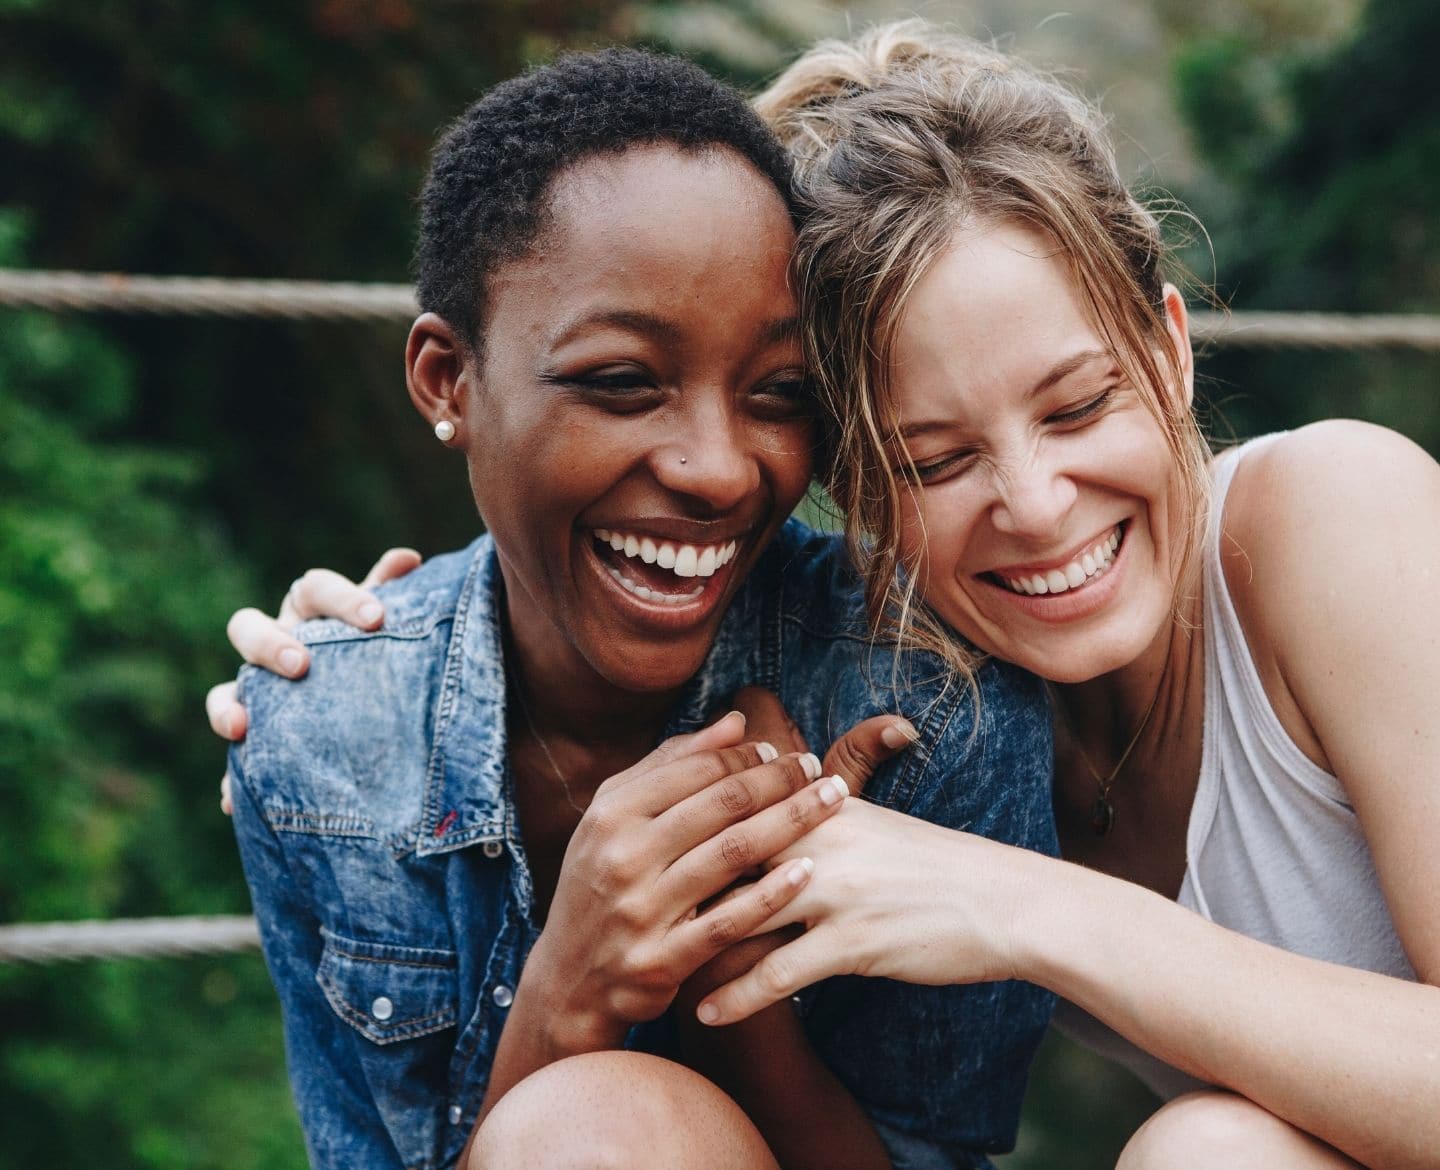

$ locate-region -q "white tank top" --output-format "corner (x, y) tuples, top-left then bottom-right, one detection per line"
(1054, 434), (1416, 1098)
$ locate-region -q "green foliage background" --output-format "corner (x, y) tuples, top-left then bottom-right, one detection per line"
(1, 2), (1434, 1167)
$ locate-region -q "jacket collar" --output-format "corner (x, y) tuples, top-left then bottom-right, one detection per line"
(416, 537), (510, 857)
(415, 532), (781, 857)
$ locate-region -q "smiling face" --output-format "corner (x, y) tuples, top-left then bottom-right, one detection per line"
(888, 220), (1193, 684)
(458, 144), (813, 696)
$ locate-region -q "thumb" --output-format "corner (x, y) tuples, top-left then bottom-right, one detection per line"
(822, 715), (919, 796)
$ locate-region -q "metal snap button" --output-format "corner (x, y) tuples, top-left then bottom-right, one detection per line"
(491, 985), (514, 1009)
(371, 995), (394, 1021)
(482, 840), (504, 859)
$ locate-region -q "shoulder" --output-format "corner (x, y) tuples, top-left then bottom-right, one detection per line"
(234, 537), (492, 812)
(1221, 422), (1440, 743)
(293, 538), (486, 647)
(1222, 422), (1439, 621)
(1224, 421), (1439, 562)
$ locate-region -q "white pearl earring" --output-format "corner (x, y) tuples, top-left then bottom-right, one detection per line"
(434, 419), (455, 442)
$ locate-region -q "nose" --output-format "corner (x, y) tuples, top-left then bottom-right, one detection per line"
(989, 450), (1077, 541)
(650, 403), (762, 515)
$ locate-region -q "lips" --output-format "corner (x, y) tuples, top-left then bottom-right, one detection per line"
(988, 523), (1125, 597)
(588, 526), (745, 612)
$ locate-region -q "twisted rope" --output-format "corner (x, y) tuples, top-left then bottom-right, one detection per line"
(0, 915), (259, 963)
(1189, 310), (1440, 351)
(0, 270), (416, 322)
(3, 269), (1440, 348)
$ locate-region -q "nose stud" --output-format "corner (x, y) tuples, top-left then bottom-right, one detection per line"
(679, 456), (687, 465)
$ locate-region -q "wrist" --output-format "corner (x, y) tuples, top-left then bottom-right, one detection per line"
(518, 938), (628, 1054)
(1006, 854), (1145, 997)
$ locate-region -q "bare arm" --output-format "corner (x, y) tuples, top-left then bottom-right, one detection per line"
(703, 424), (1440, 1170)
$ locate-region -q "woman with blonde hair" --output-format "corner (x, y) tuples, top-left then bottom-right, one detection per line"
(693, 22), (1440, 1169)
(213, 22), (1440, 1169)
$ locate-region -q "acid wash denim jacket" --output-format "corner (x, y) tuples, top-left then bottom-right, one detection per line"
(230, 520), (1056, 1170)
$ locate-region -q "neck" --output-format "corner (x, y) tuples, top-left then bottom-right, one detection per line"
(500, 573), (681, 770)
(1053, 583), (1205, 760)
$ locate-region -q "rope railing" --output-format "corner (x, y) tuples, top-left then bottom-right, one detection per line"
(5, 266), (1439, 967)
(0, 915), (260, 964)
(4, 268), (1440, 349)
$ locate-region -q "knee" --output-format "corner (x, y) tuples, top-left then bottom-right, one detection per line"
(1118, 1091), (1309, 1170)
(469, 1051), (769, 1170)
(469, 1053), (667, 1170)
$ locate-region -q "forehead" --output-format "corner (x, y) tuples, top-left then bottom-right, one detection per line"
(892, 221), (1101, 415)
(485, 144), (798, 335)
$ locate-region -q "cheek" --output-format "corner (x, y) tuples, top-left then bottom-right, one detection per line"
(903, 485), (980, 577)
(759, 420), (818, 512)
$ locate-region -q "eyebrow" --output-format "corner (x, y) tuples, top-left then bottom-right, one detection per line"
(550, 310), (800, 350)
(896, 347), (1113, 440)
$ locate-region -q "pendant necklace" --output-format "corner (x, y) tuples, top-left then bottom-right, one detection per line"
(1050, 682), (1161, 837)
(510, 680), (588, 816)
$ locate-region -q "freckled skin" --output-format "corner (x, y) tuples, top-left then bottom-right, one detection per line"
(888, 221), (1189, 686)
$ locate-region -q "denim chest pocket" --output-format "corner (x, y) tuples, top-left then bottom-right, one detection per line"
(316, 929), (459, 1170)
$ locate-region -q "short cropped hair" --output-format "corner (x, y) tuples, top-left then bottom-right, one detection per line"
(416, 48), (796, 348)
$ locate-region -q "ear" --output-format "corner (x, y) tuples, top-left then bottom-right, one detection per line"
(1160, 283), (1195, 409)
(405, 312), (475, 443)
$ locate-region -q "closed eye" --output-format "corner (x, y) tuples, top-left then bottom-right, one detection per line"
(905, 448), (978, 485)
(1049, 388), (1114, 426)
(543, 368), (662, 412)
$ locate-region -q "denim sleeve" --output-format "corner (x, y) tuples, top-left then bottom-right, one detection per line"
(230, 747), (408, 1170)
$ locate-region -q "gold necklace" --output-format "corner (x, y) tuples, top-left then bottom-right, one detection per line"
(1049, 682), (1161, 837)
(510, 681), (588, 816)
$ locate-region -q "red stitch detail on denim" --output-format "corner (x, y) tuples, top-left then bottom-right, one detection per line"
(435, 810), (459, 836)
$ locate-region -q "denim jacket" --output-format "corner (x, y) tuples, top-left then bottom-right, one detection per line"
(230, 520), (1056, 1170)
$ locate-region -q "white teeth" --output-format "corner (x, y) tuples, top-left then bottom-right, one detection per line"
(997, 525), (1124, 598)
(605, 565), (704, 604)
(593, 529), (741, 584)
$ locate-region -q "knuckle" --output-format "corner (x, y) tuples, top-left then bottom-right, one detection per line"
(833, 737), (870, 775)
(715, 778), (756, 817)
(716, 832), (754, 871)
(704, 913), (739, 950)
(757, 954), (794, 998)
(786, 795), (814, 831)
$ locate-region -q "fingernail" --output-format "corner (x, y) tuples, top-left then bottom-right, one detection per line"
(278, 648), (304, 676)
(881, 719), (920, 749)
(358, 602), (383, 626)
(697, 1002), (721, 1025)
(818, 776), (848, 805)
(725, 710), (746, 727)
(799, 752), (822, 780)
(757, 742), (779, 763)
(788, 857), (815, 883)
